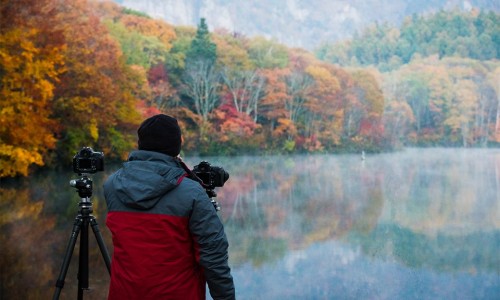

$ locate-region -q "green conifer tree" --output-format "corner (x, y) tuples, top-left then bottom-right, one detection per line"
(186, 18), (217, 65)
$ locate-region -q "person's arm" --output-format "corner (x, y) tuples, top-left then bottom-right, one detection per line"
(189, 189), (235, 300)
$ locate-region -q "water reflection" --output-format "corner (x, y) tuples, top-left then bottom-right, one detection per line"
(1, 171), (111, 299)
(0, 148), (499, 299)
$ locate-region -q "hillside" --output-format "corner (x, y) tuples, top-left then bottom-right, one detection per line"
(117, 0), (500, 50)
(2, 0), (499, 178)
(316, 9), (499, 70)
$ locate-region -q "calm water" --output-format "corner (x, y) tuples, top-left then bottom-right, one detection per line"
(1, 148), (499, 299)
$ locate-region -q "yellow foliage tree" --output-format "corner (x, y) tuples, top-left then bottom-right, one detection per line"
(0, 28), (65, 177)
(119, 14), (177, 51)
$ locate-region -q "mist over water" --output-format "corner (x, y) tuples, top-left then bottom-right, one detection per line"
(1, 148), (499, 299)
(208, 148), (499, 299)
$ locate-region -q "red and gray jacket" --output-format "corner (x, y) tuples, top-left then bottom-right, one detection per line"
(104, 150), (235, 300)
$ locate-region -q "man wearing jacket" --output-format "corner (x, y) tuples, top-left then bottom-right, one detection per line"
(104, 114), (235, 300)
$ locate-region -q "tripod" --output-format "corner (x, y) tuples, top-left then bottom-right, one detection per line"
(53, 175), (112, 300)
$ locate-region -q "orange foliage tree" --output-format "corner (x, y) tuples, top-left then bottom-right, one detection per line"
(303, 63), (342, 151)
(349, 69), (385, 148)
(52, 0), (142, 161)
(0, 0), (65, 177)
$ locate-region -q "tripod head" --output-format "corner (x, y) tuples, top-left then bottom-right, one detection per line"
(70, 175), (93, 200)
(70, 175), (96, 215)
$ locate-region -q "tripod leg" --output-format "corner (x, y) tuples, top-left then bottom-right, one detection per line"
(77, 217), (89, 300)
(89, 217), (112, 273)
(53, 217), (83, 300)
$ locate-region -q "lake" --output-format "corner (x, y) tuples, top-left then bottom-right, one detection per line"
(1, 148), (499, 299)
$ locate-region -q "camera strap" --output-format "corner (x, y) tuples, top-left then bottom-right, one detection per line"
(176, 157), (210, 189)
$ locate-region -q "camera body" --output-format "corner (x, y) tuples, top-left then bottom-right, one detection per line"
(73, 147), (104, 174)
(192, 161), (229, 190)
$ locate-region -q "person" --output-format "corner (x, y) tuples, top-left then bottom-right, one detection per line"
(103, 114), (235, 300)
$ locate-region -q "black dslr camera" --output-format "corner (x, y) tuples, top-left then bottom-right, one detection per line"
(192, 161), (229, 200)
(72, 147), (104, 174)
(192, 161), (229, 190)
(178, 159), (229, 203)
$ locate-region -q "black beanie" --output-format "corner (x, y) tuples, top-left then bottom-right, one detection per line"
(137, 114), (182, 157)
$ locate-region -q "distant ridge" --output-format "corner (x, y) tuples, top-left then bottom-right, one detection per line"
(118, 0), (499, 50)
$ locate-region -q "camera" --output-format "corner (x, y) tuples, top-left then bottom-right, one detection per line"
(73, 147), (104, 174)
(192, 161), (229, 190)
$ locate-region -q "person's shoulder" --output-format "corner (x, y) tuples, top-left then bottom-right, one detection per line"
(103, 168), (120, 188)
(178, 176), (207, 195)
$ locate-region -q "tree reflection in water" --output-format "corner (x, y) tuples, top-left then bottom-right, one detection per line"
(1, 171), (111, 299)
(1, 148), (499, 299)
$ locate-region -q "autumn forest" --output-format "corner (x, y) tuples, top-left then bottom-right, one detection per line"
(1, 0), (499, 178)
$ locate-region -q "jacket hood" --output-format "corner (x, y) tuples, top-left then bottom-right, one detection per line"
(106, 150), (186, 210)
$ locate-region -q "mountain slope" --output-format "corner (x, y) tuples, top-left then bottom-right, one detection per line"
(118, 0), (499, 50)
